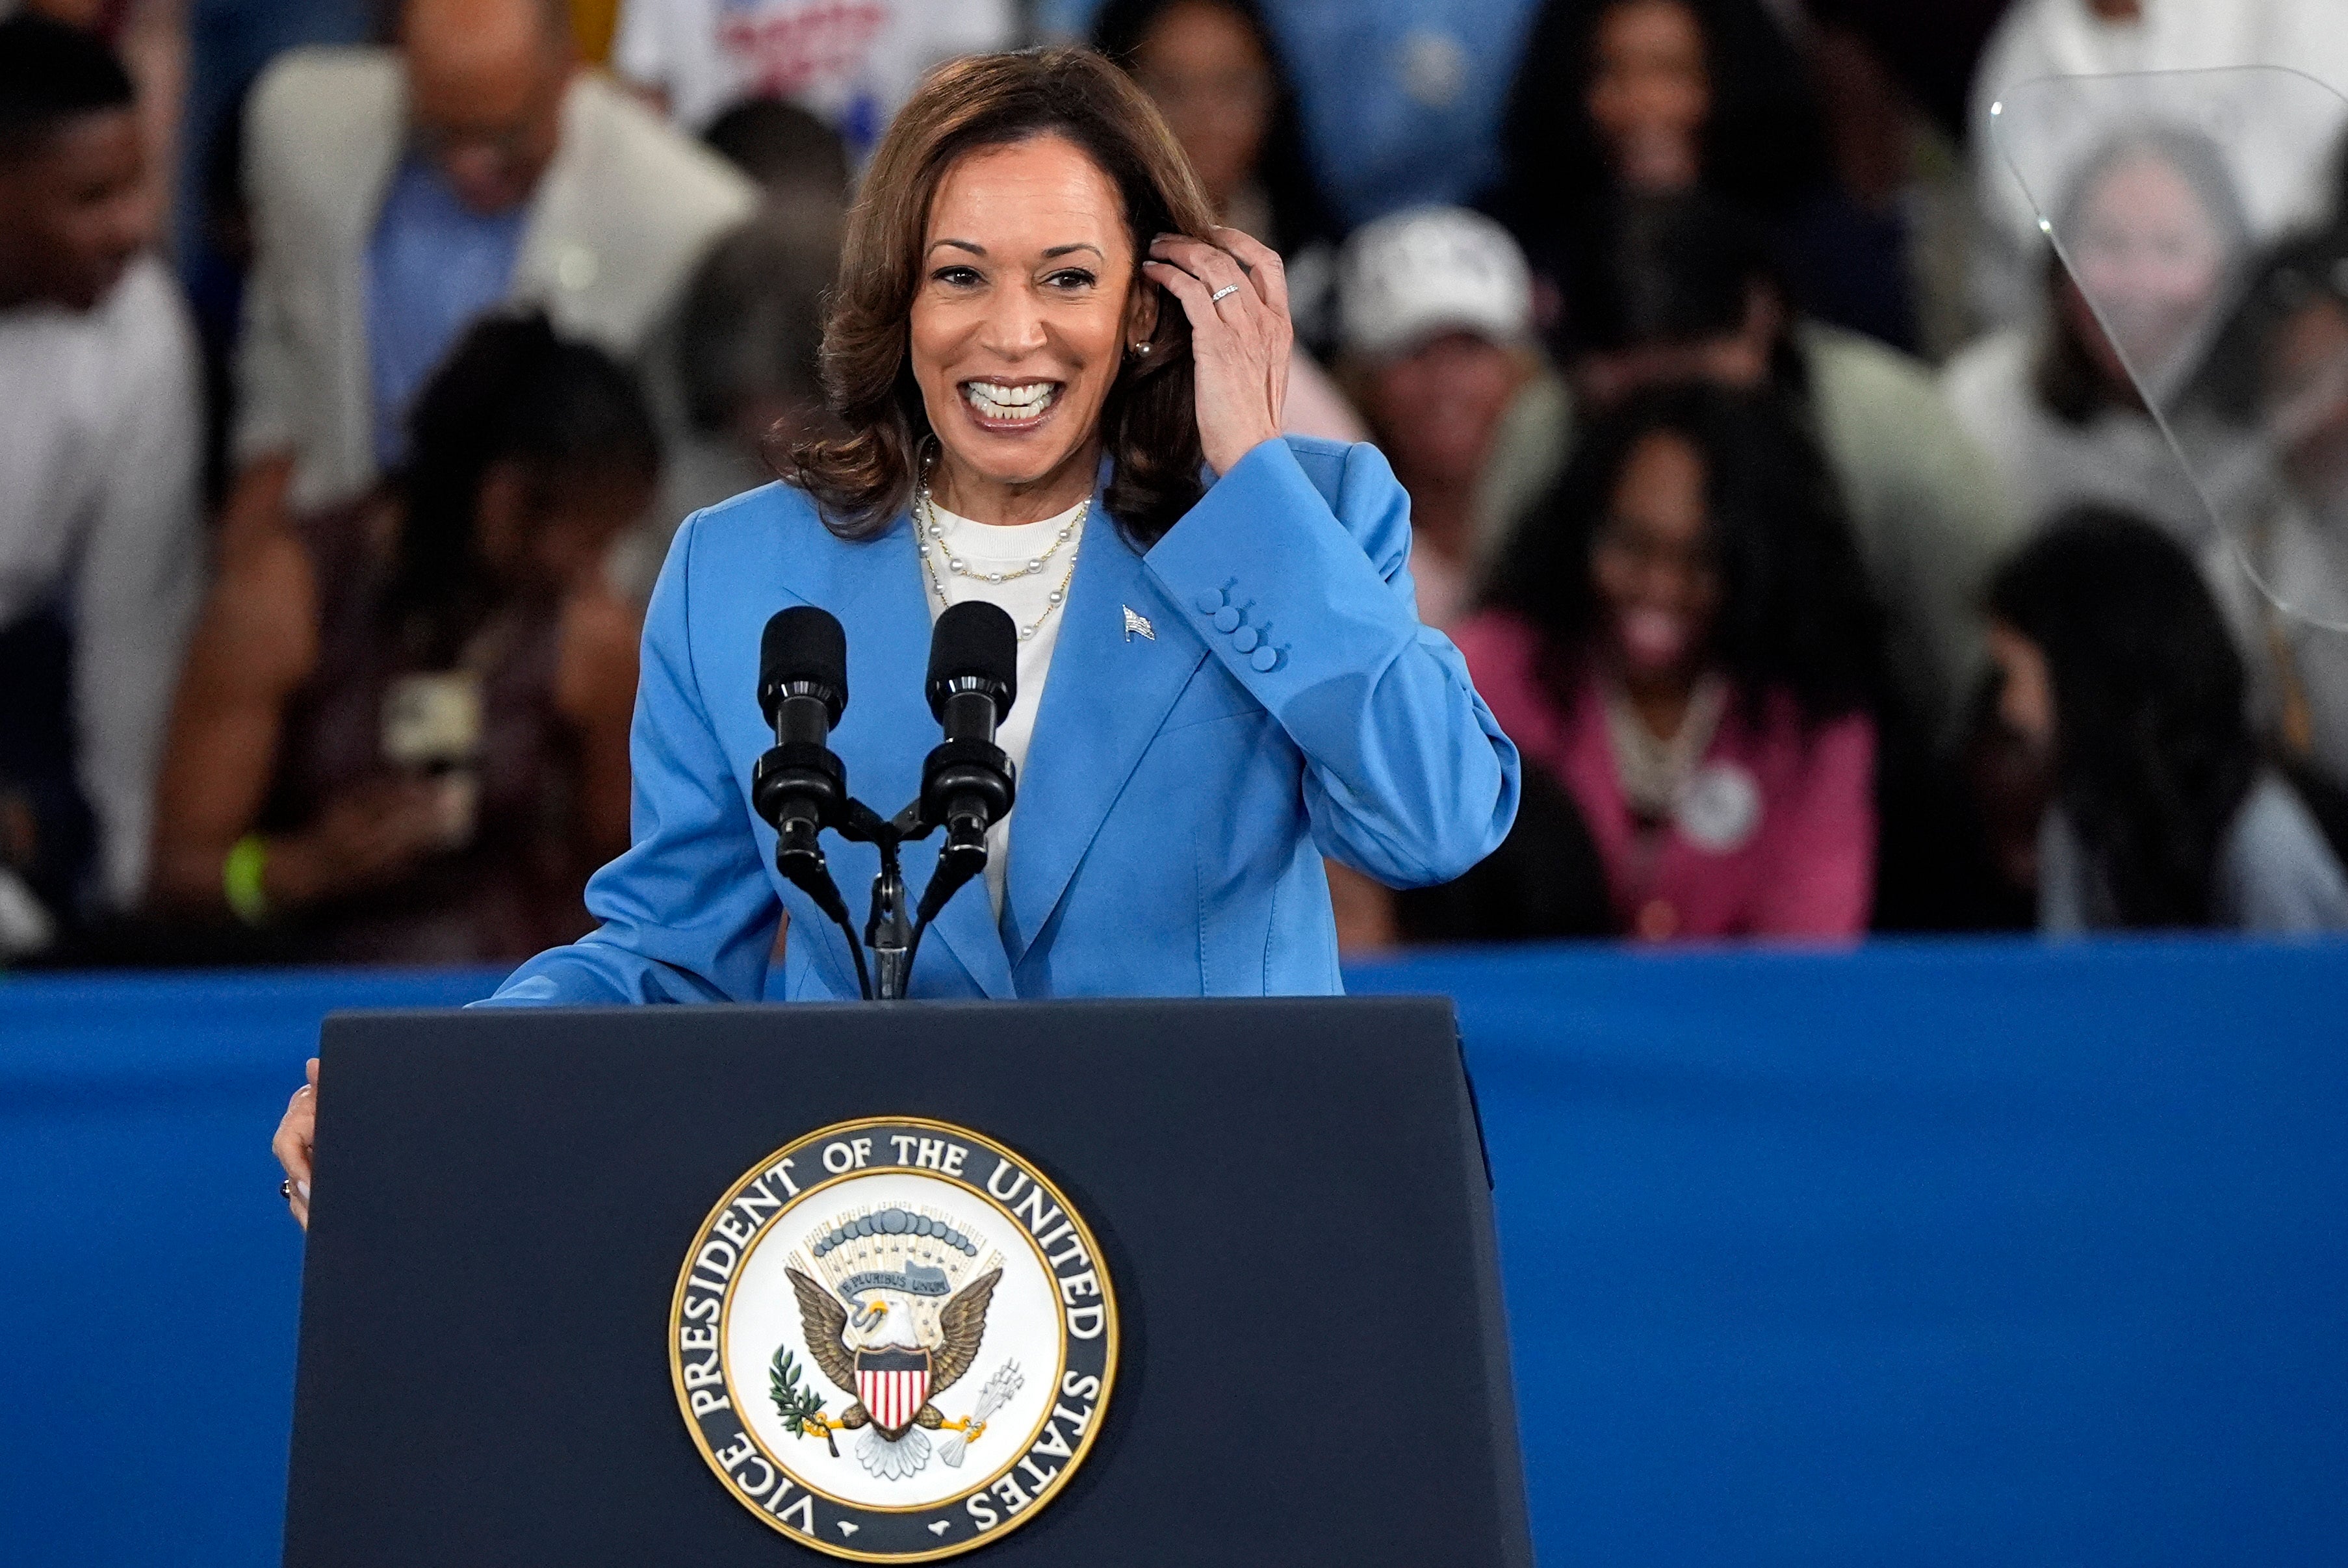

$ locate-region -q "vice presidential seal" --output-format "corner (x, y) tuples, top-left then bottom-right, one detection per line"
(669, 1117), (1117, 1560)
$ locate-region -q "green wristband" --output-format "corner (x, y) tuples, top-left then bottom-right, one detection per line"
(224, 834), (272, 927)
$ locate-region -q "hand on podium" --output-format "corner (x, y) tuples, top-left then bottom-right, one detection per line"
(273, 1057), (318, 1228)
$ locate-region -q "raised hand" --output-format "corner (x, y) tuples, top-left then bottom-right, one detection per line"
(1143, 225), (1291, 477)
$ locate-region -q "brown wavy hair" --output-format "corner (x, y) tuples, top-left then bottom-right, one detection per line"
(788, 47), (1218, 545)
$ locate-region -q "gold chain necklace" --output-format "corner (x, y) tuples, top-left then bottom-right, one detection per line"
(916, 483), (1083, 643)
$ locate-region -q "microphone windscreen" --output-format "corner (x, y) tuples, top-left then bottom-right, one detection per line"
(927, 600), (1018, 720)
(759, 606), (848, 726)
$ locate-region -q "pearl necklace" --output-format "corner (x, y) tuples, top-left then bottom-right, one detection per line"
(916, 483), (1085, 643)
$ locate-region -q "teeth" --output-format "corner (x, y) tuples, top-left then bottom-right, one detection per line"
(963, 381), (1057, 420)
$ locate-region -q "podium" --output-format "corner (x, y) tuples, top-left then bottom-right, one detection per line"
(283, 997), (1534, 1565)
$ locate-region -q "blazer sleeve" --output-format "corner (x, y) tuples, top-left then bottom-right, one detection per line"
(481, 514), (781, 1005)
(1142, 437), (1521, 886)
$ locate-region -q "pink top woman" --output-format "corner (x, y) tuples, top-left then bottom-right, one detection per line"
(1456, 384), (1883, 942)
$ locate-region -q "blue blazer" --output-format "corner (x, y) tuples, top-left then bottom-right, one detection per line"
(487, 437), (1519, 1004)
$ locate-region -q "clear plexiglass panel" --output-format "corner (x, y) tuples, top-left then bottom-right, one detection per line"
(1992, 66), (2348, 630)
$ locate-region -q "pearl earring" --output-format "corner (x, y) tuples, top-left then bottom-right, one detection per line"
(1129, 341), (1152, 356)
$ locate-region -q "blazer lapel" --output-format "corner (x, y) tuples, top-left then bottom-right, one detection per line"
(1000, 509), (1209, 966)
(813, 518), (1017, 1001)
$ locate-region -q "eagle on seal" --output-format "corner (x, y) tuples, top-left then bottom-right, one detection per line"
(786, 1263), (1000, 1480)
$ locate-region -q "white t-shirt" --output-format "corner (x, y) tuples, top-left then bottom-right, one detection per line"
(613, 0), (1016, 146)
(0, 255), (203, 912)
(916, 494), (1090, 918)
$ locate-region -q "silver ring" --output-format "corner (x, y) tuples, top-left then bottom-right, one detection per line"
(1209, 284), (1241, 303)
(279, 1177), (294, 1200)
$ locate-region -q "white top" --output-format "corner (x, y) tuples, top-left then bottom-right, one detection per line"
(2040, 773), (2348, 934)
(613, 0), (1014, 142)
(1941, 326), (2213, 544)
(0, 255), (204, 910)
(917, 494), (1090, 919)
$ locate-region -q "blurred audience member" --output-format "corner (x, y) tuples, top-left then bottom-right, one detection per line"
(702, 94), (850, 203)
(1053, 0), (1545, 224)
(1983, 508), (2348, 932)
(1452, 385), (1885, 942)
(2191, 224), (2348, 795)
(1801, 13), (1979, 361)
(1093, 0), (1339, 330)
(0, 15), (201, 950)
(665, 200), (840, 522)
(1335, 206), (1541, 630)
(8, 0), (187, 237)
(150, 313), (652, 964)
(1967, 0), (2348, 331)
(612, 0), (1012, 153)
(1496, 0), (1918, 352)
(1096, 0), (1360, 440)
(172, 0), (373, 502)
(1540, 196), (2017, 742)
(231, 0), (753, 522)
(1944, 127), (2251, 544)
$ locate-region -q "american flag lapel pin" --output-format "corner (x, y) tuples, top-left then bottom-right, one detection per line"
(1122, 605), (1155, 642)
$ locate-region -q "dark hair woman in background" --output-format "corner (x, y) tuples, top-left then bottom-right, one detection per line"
(1494, 0), (1915, 352)
(1452, 383), (1885, 941)
(1092, 0), (1363, 440)
(149, 312), (655, 962)
(1091, 0), (1340, 325)
(1983, 508), (2348, 933)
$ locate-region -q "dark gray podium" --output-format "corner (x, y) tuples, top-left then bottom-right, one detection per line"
(283, 998), (1532, 1566)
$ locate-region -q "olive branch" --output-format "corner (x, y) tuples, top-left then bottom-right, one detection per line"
(769, 1346), (836, 1456)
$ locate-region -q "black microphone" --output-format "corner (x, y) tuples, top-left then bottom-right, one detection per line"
(751, 608), (858, 944)
(915, 602), (1018, 923)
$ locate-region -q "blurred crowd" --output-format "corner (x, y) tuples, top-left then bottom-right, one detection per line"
(6, 0), (2348, 970)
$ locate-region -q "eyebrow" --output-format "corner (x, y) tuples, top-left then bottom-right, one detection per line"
(924, 240), (1108, 261)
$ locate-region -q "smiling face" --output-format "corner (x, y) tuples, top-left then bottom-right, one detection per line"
(0, 107), (149, 311)
(909, 134), (1157, 524)
(2065, 151), (2231, 388)
(1363, 330), (1528, 490)
(1590, 428), (1722, 683)
(1587, 0), (1709, 193)
(1128, 0), (1272, 214)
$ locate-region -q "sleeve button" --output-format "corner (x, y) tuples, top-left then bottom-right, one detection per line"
(1213, 606), (1242, 634)
(1194, 589), (1224, 614)
(1249, 645), (1280, 673)
(1232, 624), (1260, 652)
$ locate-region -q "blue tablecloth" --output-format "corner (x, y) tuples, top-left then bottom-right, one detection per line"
(5, 938), (2345, 1565)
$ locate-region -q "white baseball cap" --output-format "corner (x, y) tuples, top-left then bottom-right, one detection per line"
(1337, 206), (1534, 359)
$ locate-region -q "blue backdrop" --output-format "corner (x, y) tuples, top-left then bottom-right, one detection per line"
(5, 938), (2345, 1565)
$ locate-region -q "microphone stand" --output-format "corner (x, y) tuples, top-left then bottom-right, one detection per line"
(833, 794), (986, 1002)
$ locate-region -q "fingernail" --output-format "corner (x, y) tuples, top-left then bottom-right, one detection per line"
(297, 1181), (310, 1200)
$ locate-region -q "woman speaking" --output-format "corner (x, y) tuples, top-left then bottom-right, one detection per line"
(274, 47), (1517, 1216)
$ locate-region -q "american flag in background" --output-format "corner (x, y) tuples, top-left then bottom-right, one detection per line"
(857, 1348), (931, 1432)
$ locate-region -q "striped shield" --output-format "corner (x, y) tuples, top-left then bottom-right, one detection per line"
(856, 1347), (932, 1435)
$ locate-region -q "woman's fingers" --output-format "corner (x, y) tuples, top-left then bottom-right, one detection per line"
(1149, 235), (1261, 322)
(274, 1057), (318, 1229)
(1146, 229), (1291, 476)
(1209, 225), (1289, 319)
(1141, 257), (1220, 333)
